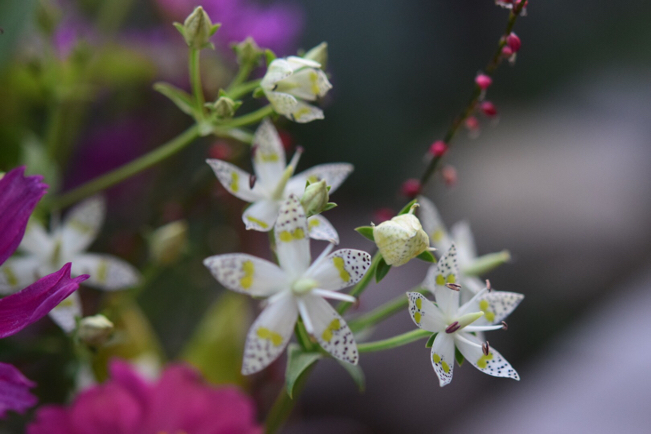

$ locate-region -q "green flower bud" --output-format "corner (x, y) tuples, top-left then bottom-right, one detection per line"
(211, 96), (241, 119)
(149, 220), (189, 265)
(303, 42), (328, 69)
(78, 315), (114, 347)
(175, 6), (220, 49)
(233, 37), (263, 66)
(300, 180), (329, 217)
(373, 204), (429, 267)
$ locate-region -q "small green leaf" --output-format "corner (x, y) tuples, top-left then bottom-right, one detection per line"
(153, 82), (195, 116)
(265, 49), (277, 66)
(172, 22), (185, 38)
(425, 333), (438, 348)
(398, 199), (418, 215)
(416, 250), (436, 263)
(252, 87), (265, 98)
(286, 345), (322, 398)
(355, 226), (375, 242)
(337, 361), (365, 392)
(455, 347), (464, 366)
(375, 256), (391, 283)
(322, 202), (337, 212)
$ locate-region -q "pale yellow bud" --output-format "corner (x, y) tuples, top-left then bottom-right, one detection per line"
(78, 315), (114, 347)
(373, 204), (429, 266)
(300, 180), (329, 217)
(149, 220), (189, 265)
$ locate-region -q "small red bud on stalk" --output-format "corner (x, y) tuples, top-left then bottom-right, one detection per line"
(479, 101), (498, 118)
(501, 321), (508, 331)
(373, 207), (395, 224)
(507, 32), (521, 52)
(401, 179), (421, 198)
(428, 140), (448, 157)
(208, 141), (232, 160)
(441, 165), (457, 187)
(464, 116), (481, 138)
(501, 45), (513, 58)
(475, 74), (492, 90)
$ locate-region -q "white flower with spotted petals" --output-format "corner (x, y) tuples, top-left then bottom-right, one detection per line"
(409, 245), (521, 387)
(204, 196), (371, 375)
(0, 196), (141, 332)
(261, 56), (332, 123)
(207, 119), (352, 243)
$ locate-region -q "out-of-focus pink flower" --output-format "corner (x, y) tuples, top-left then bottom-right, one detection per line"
(28, 359), (263, 434)
(0, 363), (37, 418)
(156, 0), (304, 55)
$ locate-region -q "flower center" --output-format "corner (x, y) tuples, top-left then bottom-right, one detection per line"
(445, 311), (484, 334)
(291, 278), (318, 295)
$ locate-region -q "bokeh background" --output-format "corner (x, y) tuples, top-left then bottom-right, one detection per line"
(1, 0), (651, 433)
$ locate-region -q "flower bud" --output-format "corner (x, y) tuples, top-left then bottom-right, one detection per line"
(479, 101), (498, 117)
(441, 165), (458, 187)
(501, 45), (514, 58)
(507, 32), (521, 53)
(401, 179), (421, 198)
(373, 204), (429, 266)
(475, 74), (492, 90)
(149, 220), (189, 266)
(176, 6), (220, 49)
(300, 179), (329, 217)
(78, 315), (114, 347)
(428, 140), (448, 157)
(233, 37), (263, 66)
(303, 42), (328, 69)
(212, 96), (240, 119)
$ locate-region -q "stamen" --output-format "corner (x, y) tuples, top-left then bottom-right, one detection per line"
(313, 289), (356, 303)
(485, 279), (492, 292)
(297, 299), (314, 335)
(482, 341), (490, 356)
(501, 321), (508, 331)
(445, 321), (460, 334)
(446, 283), (461, 291)
(249, 175), (257, 189)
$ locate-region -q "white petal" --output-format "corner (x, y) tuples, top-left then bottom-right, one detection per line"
(242, 293), (298, 375)
(265, 90), (299, 117)
(307, 215), (339, 244)
(242, 200), (279, 232)
(278, 68), (332, 101)
(206, 159), (264, 203)
(455, 332), (519, 380)
(287, 100), (324, 123)
(286, 56), (322, 70)
(274, 196), (311, 279)
(287, 163), (354, 196)
(18, 220), (54, 257)
(417, 195), (452, 252)
(261, 59), (293, 89)
(423, 245), (460, 317)
(475, 291), (524, 325)
(430, 332), (455, 387)
(203, 254), (287, 297)
(301, 294), (358, 365)
(305, 249), (371, 291)
(451, 220), (477, 265)
(48, 291), (82, 333)
(72, 254), (140, 291)
(406, 292), (446, 333)
(251, 119), (287, 188)
(59, 196), (105, 256)
(0, 256), (44, 293)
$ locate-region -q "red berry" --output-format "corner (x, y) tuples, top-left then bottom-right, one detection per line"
(507, 33), (521, 52)
(475, 74), (493, 90)
(208, 142), (232, 160)
(401, 179), (421, 198)
(428, 140), (448, 157)
(479, 101), (498, 117)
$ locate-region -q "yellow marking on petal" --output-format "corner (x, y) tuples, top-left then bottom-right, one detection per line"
(279, 231), (292, 242)
(256, 327), (283, 346)
(292, 228), (305, 240)
(332, 257), (350, 282)
(432, 353), (441, 363)
(432, 229), (444, 243)
(309, 71), (320, 95)
(3, 267), (18, 286)
(279, 228), (305, 243)
(414, 312), (422, 323)
(485, 311), (495, 322)
(308, 219), (320, 228)
(321, 319), (341, 342)
(240, 261), (254, 289)
(415, 298), (422, 310)
(246, 216), (269, 229)
(230, 171), (239, 192)
(97, 260), (109, 283)
(294, 107), (312, 119)
(446, 274), (456, 284)
(436, 274), (446, 286)
(258, 153), (279, 162)
(479, 300), (495, 322)
(441, 361), (450, 373)
(307, 175), (319, 183)
(58, 297), (75, 307)
(477, 352), (494, 369)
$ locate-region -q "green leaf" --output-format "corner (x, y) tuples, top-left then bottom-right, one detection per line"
(286, 345), (322, 398)
(355, 226), (375, 242)
(398, 199), (418, 215)
(252, 87), (265, 98)
(337, 361), (365, 392)
(425, 333), (438, 348)
(265, 49), (277, 66)
(416, 250), (436, 263)
(455, 347), (465, 366)
(153, 82), (195, 116)
(375, 256), (391, 283)
(322, 202), (337, 212)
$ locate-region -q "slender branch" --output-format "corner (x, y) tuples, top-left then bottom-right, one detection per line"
(419, 1), (526, 186)
(336, 252), (381, 315)
(357, 329), (431, 353)
(228, 79), (262, 100)
(226, 65), (254, 94)
(217, 105), (274, 129)
(265, 364), (315, 434)
(349, 287), (426, 333)
(190, 48), (205, 115)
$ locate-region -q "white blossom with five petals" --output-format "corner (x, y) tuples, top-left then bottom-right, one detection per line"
(204, 195), (371, 375)
(207, 119), (352, 243)
(408, 244), (521, 387)
(0, 196), (141, 332)
(261, 56), (332, 123)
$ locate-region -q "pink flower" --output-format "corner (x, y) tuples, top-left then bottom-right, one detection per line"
(0, 363), (37, 418)
(28, 359), (263, 434)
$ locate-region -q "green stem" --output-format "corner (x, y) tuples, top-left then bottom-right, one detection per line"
(218, 105), (274, 129)
(349, 287), (426, 333)
(47, 125), (200, 209)
(228, 79), (262, 100)
(227, 65), (254, 93)
(45, 100), (65, 163)
(357, 329), (431, 353)
(190, 48), (205, 116)
(336, 252), (381, 315)
(265, 364), (315, 434)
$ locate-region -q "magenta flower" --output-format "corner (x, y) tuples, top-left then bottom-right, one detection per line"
(28, 359), (263, 434)
(0, 167), (89, 417)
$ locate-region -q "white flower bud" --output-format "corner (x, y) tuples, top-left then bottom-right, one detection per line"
(212, 96), (240, 119)
(300, 180), (329, 217)
(78, 315), (114, 347)
(233, 37), (263, 66)
(373, 204), (429, 266)
(149, 220), (189, 265)
(303, 42), (328, 69)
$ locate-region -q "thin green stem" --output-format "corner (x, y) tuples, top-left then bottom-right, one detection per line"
(47, 125), (200, 209)
(357, 329), (431, 353)
(218, 105), (274, 129)
(265, 364), (315, 434)
(190, 48), (205, 116)
(336, 252), (381, 315)
(349, 287), (426, 333)
(227, 79), (262, 100)
(227, 65), (254, 93)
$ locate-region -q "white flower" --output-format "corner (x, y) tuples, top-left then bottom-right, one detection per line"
(207, 119), (352, 243)
(204, 195), (371, 375)
(0, 196), (141, 332)
(261, 57), (332, 123)
(408, 245), (522, 386)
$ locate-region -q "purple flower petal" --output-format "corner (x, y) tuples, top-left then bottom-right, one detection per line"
(0, 167), (47, 265)
(0, 362), (37, 418)
(0, 263), (88, 339)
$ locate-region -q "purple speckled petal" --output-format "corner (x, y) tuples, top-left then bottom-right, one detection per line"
(0, 167), (47, 265)
(0, 362), (37, 418)
(0, 263), (88, 339)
